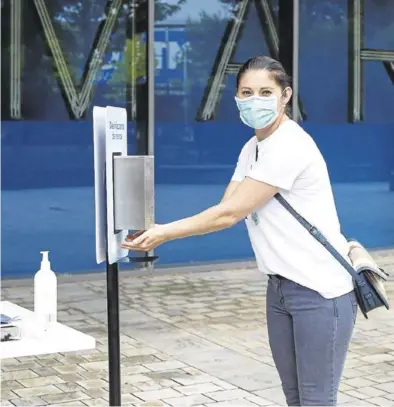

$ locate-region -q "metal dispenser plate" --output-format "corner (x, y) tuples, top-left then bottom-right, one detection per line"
(113, 155), (154, 232)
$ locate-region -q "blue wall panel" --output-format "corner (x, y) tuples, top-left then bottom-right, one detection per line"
(2, 121), (394, 278)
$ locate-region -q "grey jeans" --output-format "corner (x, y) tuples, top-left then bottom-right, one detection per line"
(266, 275), (357, 406)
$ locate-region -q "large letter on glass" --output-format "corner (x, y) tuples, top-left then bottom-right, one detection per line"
(348, 0), (394, 122)
(197, 0), (303, 122)
(33, 0), (123, 119)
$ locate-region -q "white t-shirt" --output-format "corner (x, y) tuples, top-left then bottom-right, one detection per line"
(232, 120), (353, 299)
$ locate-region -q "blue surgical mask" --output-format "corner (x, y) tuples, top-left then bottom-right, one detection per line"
(235, 95), (279, 129)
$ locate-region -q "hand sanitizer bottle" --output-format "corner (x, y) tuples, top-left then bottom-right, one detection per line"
(34, 251), (57, 332)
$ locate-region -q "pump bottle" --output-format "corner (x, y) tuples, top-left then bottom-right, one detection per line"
(34, 251), (57, 331)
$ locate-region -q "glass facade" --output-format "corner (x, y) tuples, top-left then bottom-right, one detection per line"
(1, 0), (393, 278)
(298, 0), (394, 247)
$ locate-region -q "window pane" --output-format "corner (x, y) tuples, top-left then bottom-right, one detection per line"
(1, 0), (136, 277)
(154, 0), (278, 264)
(299, 0), (394, 249)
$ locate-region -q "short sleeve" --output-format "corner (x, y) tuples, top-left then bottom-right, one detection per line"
(231, 157), (246, 182)
(231, 139), (254, 182)
(246, 143), (307, 191)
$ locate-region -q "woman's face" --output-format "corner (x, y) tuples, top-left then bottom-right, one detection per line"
(236, 69), (291, 110)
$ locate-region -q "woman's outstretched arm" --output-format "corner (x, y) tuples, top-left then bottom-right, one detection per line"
(121, 177), (278, 252)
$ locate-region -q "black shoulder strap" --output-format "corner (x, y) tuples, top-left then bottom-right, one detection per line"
(274, 193), (362, 283)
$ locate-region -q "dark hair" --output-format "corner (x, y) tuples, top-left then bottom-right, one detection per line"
(236, 56), (292, 116)
(236, 56), (292, 90)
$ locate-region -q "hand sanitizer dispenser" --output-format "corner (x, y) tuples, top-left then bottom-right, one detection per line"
(34, 251), (57, 331)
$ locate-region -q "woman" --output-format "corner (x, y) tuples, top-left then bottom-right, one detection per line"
(122, 56), (357, 406)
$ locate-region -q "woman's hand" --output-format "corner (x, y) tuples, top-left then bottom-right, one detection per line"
(121, 224), (168, 252)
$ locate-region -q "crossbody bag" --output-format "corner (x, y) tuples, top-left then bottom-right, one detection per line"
(253, 143), (389, 318)
(274, 193), (390, 319)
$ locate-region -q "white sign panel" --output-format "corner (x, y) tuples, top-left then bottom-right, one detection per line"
(93, 106), (106, 264)
(105, 106), (129, 264)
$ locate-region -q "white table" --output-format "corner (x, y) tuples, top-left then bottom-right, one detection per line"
(0, 301), (96, 359)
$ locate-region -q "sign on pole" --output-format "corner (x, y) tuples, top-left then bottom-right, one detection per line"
(93, 106), (129, 265)
(105, 106), (128, 264)
(93, 106), (106, 264)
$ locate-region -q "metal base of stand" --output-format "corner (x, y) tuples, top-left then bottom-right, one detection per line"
(106, 255), (158, 406)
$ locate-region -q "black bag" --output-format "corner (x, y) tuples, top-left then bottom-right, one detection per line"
(275, 193), (390, 319)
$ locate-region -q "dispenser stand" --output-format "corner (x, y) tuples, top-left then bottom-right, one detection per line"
(93, 105), (157, 406)
(106, 258), (121, 406)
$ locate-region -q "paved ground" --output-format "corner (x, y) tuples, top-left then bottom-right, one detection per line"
(1, 251), (394, 407)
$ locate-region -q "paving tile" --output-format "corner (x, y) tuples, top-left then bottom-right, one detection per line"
(367, 396), (394, 406)
(143, 361), (186, 372)
(77, 371), (107, 381)
(55, 382), (85, 393)
(59, 373), (87, 383)
(53, 364), (88, 375)
(79, 353), (108, 362)
(18, 375), (65, 388)
(81, 388), (109, 399)
(13, 385), (64, 398)
(174, 383), (222, 396)
(0, 390), (19, 400)
(204, 389), (251, 402)
(133, 381), (164, 392)
(360, 354), (394, 364)
(253, 388), (287, 405)
(31, 367), (59, 377)
(122, 347), (160, 357)
(171, 374), (215, 386)
(8, 397), (48, 406)
(340, 401), (380, 406)
(121, 355), (161, 366)
(122, 374), (152, 385)
(80, 398), (108, 406)
(52, 401), (87, 406)
(1, 380), (25, 391)
(375, 382), (394, 393)
(201, 400), (257, 406)
(245, 395), (273, 406)
(345, 387), (388, 400)
(164, 394), (214, 406)
(133, 388), (183, 401)
(75, 379), (108, 389)
(343, 377), (378, 388)
(211, 379), (236, 390)
(145, 370), (191, 382)
(41, 390), (90, 404)
(342, 368), (366, 379)
(1, 370), (39, 381)
(382, 393), (394, 401)
(78, 361), (108, 372)
(2, 361), (44, 372)
(119, 394), (145, 405)
(336, 391), (359, 404)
